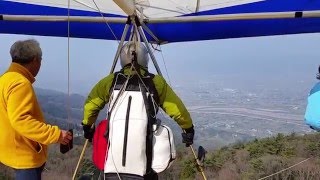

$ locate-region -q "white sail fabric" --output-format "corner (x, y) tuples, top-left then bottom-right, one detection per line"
(6, 0), (264, 17)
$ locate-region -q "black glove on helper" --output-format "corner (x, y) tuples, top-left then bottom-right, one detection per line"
(82, 123), (95, 142)
(182, 125), (194, 147)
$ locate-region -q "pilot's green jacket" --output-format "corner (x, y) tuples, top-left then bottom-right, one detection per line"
(82, 67), (193, 129)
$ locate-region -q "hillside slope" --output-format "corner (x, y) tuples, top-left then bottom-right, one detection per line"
(2, 133), (319, 179)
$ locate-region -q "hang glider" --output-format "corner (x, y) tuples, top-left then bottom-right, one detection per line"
(1, 0), (320, 43)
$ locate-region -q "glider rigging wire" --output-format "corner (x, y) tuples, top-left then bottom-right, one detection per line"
(258, 158), (311, 180)
(92, 0), (119, 43)
(67, 0), (71, 130)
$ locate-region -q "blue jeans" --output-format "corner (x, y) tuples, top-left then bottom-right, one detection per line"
(15, 163), (45, 180)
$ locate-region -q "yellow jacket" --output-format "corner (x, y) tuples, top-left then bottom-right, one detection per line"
(0, 63), (61, 169)
(83, 67), (193, 129)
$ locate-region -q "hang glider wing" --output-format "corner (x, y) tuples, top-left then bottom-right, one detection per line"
(1, 0), (320, 43)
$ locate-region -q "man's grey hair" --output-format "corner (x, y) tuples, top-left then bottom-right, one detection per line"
(10, 39), (42, 64)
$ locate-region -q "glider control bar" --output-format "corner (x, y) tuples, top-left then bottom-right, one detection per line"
(0, 15), (127, 23)
(145, 10), (320, 23)
(1, 11), (320, 24)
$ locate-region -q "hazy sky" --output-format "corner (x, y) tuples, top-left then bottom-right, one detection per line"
(1, 33), (319, 95)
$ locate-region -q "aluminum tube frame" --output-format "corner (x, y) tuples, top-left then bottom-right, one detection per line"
(109, 23), (130, 74)
(141, 22), (161, 43)
(144, 10), (320, 23)
(1, 15), (126, 23)
(135, 22), (163, 76)
(196, 0), (200, 13)
(2, 10), (320, 23)
(109, 15), (162, 76)
(113, 0), (135, 16)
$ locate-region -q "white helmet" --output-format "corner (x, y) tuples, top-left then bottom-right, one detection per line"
(120, 42), (149, 69)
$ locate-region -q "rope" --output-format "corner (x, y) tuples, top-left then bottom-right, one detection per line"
(258, 158), (311, 180)
(67, 0), (71, 130)
(92, 0), (119, 43)
(158, 45), (172, 86)
(67, 0), (77, 178)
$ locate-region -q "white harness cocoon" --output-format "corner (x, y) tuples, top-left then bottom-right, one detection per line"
(105, 90), (148, 176)
(104, 76), (176, 176)
(152, 124), (176, 173)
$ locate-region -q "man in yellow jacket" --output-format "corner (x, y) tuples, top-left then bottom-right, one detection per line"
(0, 39), (72, 180)
(82, 42), (194, 179)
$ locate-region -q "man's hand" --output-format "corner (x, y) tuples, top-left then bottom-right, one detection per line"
(82, 123), (95, 142)
(182, 125), (195, 147)
(59, 130), (73, 145)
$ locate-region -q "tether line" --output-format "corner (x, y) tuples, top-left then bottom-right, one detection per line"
(258, 158), (311, 180)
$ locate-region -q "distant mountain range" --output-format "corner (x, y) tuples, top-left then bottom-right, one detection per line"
(35, 80), (315, 150)
(35, 88), (86, 131)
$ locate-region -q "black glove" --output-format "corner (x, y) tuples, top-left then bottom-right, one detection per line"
(82, 123), (95, 142)
(182, 125), (194, 147)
